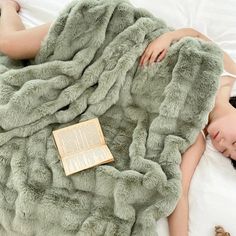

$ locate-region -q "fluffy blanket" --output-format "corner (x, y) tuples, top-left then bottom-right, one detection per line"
(0, 0), (223, 235)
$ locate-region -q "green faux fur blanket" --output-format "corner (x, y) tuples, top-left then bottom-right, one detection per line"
(0, 0), (223, 235)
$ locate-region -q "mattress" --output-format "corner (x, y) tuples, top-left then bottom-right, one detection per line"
(16, 0), (236, 235)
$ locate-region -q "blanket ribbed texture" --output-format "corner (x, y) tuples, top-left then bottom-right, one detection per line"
(0, 0), (223, 235)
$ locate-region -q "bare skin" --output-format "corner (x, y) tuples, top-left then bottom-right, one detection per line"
(140, 28), (236, 236)
(0, 0), (20, 13)
(208, 77), (236, 160)
(168, 132), (205, 236)
(168, 77), (236, 236)
(0, 0), (51, 60)
(1, 2), (236, 235)
(140, 28), (236, 158)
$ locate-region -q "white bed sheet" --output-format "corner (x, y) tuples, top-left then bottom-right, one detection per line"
(16, 0), (236, 235)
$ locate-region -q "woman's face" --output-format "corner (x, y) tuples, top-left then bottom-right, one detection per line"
(207, 114), (236, 160)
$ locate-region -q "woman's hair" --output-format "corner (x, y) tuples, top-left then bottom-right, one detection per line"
(229, 96), (236, 169)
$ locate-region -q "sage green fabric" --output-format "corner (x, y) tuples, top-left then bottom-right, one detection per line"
(0, 0), (223, 235)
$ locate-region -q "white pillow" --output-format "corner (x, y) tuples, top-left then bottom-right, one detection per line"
(130, 0), (189, 29)
(17, 0), (70, 28)
(189, 0), (236, 62)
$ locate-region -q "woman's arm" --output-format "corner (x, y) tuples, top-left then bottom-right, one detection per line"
(140, 28), (236, 75)
(169, 28), (211, 42)
(139, 28), (210, 66)
(168, 132), (206, 236)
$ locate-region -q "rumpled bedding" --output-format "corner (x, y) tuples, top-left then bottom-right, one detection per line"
(0, 0), (223, 235)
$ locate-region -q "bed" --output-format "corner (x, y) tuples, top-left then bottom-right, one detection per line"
(17, 0), (236, 235)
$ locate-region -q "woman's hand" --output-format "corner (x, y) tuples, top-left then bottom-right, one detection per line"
(139, 31), (173, 66)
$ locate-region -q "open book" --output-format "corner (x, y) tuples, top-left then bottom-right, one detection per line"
(52, 118), (114, 176)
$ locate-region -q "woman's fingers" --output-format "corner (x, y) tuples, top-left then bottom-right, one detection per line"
(139, 52), (146, 65)
(139, 48), (151, 66)
(140, 44), (153, 65)
(149, 51), (160, 64)
(156, 48), (167, 62)
(141, 51), (152, 66)
(139, 47), (166, 66)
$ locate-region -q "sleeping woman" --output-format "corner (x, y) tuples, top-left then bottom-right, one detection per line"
(1, 1), (236, 236)
(140, 29), (236, 235)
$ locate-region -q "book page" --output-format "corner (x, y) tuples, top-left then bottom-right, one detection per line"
(53, 118), (105, 158)
(61, 145), (114, 175)
(53, 118), (114, 176)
